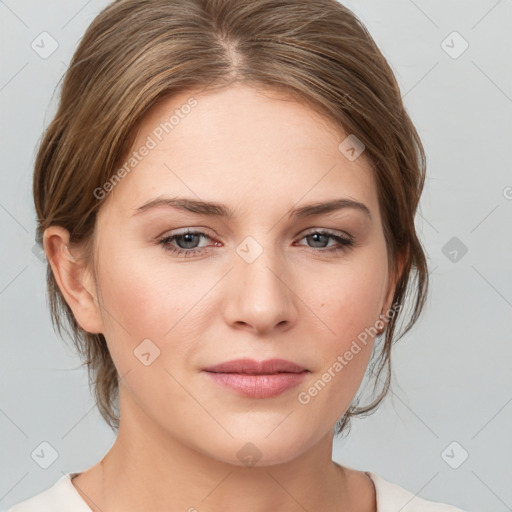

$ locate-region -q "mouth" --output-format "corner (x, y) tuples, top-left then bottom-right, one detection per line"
(202, 358), (309, 398)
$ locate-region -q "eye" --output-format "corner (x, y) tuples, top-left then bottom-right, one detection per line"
(296, 229), (355, 253)
(158, 228), (355, 258)
(158, 230), (215, 258)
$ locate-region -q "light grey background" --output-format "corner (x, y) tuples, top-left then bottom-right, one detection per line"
(1, 1), (511, 511)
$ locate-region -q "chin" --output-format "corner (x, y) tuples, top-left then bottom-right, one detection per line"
(202, 425), (318, 468)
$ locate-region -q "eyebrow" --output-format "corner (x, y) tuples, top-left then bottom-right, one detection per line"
(133, 196), (372, 221)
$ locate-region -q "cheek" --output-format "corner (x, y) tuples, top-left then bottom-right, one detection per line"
(93, 251), (201, 367)
(302, 252), (387, 348)
(295, 267), (383, 422)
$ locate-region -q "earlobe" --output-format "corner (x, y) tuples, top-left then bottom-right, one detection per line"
(43, 226), (104, 334)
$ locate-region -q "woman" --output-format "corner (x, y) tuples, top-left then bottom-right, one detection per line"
(9, 0), (467, 510)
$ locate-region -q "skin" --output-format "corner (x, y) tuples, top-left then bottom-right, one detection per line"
(45, 83), (404, 512)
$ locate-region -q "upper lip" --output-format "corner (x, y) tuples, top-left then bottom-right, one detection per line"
(203, 358), (308, 374)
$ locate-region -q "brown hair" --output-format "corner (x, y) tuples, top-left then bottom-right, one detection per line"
(34, 0), (428, 436)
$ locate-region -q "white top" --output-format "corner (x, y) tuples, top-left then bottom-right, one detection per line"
(6, 471), (468, 511)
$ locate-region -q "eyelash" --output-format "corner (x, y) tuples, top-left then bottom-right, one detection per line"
(157, 229), (355, 258)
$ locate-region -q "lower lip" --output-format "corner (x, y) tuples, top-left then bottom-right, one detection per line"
(203, 371), (308, 398)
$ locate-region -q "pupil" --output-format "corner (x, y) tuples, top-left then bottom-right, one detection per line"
(180, 233), (198, 249)
(310, 233), (327, 248)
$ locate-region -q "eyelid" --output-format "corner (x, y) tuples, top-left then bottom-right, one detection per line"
(300, 227), (353, 240)
(157, 226), (215, 240)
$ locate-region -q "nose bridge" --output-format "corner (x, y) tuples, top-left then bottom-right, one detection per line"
(237, 239), (283, 293)
(223, 234), (296, 332)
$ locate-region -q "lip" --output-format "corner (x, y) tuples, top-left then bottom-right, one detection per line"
(203, 358), (307, 374)
(202, 358), (309, 398)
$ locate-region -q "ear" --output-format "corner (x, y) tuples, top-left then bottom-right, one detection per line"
(380, 248), (407, 326)
(43, 226), (104, 334)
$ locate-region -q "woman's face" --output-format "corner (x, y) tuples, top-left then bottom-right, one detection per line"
(83, 84), (398, 465)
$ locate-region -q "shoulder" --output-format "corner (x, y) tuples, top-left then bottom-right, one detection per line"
(6, 473), (92, 512)
(367, 471), (468, 512)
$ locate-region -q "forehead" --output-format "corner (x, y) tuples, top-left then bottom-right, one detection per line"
(102, 84), (380, 222)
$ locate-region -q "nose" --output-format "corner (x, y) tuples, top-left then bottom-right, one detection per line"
(222, 242), (298, 335)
